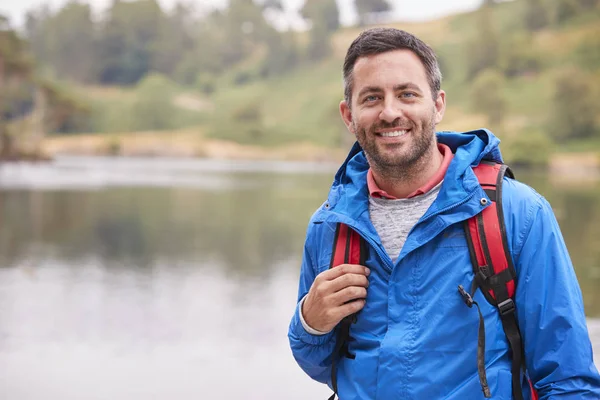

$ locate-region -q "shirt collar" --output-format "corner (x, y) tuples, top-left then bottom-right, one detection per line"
(367, 143), (454, 200)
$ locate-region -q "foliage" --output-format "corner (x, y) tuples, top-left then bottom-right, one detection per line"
(301, 0), (340, 33)
(8, 0), (600, 157)
(524, 0), (550, 31)
(470, 69), (507, 127)
(547, 68), (599, 142)
(573, 33), (600, 71)
(552, 0), (579, 24)
(502, 129), (554, 168)
(466, 7), (500, 79)
(355, 0), (391, 26)
(306, 19), (332, 62)
(130, 73), (178, 131)
(498, 33), (543, 77)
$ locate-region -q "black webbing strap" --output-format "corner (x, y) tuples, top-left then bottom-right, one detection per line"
(329, 317), (352, 400)
(458, 285), (491, 398)
(499, 303), (525, 400)
(328, 224), (366, 400)
(463, 162), (526, 400)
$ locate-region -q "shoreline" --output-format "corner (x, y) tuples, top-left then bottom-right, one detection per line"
(10, 132), (600, 182)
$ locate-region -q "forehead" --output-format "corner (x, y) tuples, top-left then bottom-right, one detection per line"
(351, 49), (428, 92)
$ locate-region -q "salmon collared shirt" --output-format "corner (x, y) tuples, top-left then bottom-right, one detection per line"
(367, 143), (454, 199)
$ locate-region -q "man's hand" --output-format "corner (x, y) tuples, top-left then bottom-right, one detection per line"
(302, 264), (370, 333)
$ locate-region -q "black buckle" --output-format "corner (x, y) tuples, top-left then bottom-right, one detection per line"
(458, 285), (474, 308)
(497, 298), (515, 316)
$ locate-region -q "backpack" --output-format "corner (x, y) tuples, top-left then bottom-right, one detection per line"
(327, 161), (539, 400)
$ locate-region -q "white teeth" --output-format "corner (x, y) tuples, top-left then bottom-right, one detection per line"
(380, 130), (408, 137)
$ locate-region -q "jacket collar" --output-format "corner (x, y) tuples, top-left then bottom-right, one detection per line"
(318, 129), (503, 226)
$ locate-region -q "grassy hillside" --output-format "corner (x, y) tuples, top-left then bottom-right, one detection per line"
(48, 1), (600, 165)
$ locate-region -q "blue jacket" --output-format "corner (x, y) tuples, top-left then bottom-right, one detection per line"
(288, 129), (600, 399)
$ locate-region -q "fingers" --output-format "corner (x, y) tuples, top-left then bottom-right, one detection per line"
(336, 298), (366, 319)
(303, 264), (371, 332)
(327, 272), (369, 294)
(318, 264), (370, 282)
(332, 285), (368, 305)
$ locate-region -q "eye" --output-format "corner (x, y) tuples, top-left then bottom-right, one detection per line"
(400, 92), (417, 98)
(364, 95), (379, 103)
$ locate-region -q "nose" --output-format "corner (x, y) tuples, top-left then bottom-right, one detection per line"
(379, 98), (403, 124)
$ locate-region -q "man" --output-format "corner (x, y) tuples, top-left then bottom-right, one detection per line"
(288, 28), (600, 399)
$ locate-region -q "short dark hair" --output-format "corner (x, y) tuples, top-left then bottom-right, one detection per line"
(343, 28), (442, 104)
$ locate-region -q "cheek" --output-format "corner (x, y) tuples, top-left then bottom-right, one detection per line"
(354, 110), (379, 130)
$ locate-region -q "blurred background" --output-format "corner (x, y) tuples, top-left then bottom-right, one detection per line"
(0, 0), (599, 398)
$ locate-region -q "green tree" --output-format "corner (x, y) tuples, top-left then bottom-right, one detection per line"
(524, 0), (549, 31)
(306, 18), (332, 62)
(0, 16), (85, 158)
(174, 11), (228, 84)
(152, 2), (195, 77)
(46, 2), (97, 83)
(499, 33), (542, 77)
(482, 0), (500, 6)
(130, 73), (177, 131)
(470, 69), (507, 127)
(0, 16), (35, 158)
(97, 0), (166, 85)
(355, 0), (391, 26)
(466, 6), (500, 79)
(553, 0), (579, 24)
(261, 28), (299, 77)
(502, 129), (554, 168)
(220, 0), (269, 67)
(547, 68), (599, 142)
(574, 33), (600, 71)
(301, 0), (340, 32)
(576, 0), (599, 9)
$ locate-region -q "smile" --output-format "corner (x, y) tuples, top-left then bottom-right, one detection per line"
(378, 130), (409, 137)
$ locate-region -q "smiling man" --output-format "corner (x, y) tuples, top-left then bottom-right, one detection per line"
(288, 28), (600, 400)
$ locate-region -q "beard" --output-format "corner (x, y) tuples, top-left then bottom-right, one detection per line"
(353, 111), (437, 180)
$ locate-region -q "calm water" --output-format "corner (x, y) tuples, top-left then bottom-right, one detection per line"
(0, 156), (598, 400)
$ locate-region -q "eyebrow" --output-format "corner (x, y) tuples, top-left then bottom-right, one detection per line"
(356, 83), (423, 99)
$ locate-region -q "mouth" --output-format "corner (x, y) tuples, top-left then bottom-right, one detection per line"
(376, 129), (410, 138)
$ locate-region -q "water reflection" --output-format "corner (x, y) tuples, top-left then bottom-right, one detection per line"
(0, 158), (598, 399)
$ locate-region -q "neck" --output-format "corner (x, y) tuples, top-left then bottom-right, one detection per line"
(370, 144), (443, 199)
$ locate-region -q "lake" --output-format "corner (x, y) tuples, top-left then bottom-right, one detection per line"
(0, 156), (598, 399)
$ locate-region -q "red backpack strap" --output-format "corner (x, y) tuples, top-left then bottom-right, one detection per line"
(466, 162), (517, 304)
(464, 162), (537, 400)
(328, 222), (368, 400)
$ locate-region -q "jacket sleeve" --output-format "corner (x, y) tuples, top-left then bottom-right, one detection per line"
(515, 195), (600, 399)
(288, 237), (337, 386)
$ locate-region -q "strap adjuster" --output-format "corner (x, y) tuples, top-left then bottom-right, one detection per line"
(497, 298), (515, 316)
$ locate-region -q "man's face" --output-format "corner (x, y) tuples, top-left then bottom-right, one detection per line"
(340, 49), (446, 173)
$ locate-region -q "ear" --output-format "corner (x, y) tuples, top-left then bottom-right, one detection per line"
(434, 90), (446, 125)
(339, 100), (355, 134)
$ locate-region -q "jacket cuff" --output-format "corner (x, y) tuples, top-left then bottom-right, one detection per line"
(290, 299), (336, 346)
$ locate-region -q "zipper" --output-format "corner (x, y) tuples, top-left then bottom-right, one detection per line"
(394, 190), (481, 265)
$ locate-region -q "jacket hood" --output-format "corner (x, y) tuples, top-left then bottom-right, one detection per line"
(333, 128), (503, 187)
(322, 129), (503, 223)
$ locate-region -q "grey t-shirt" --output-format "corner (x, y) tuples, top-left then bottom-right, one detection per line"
(369, 182), (442, 263)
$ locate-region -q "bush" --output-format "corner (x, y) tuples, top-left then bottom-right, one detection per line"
(553, 0), (579, 24)
(502, 129), (555, 168)
(232, 101), (261, 123)
(547, 68), (599, 142)
(130, 73), (177, 131)
(470, 69), (507, 127)
(195, 73), (216, 95)
(574, 33), (600, 71)
(499, 33), (543, 77)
